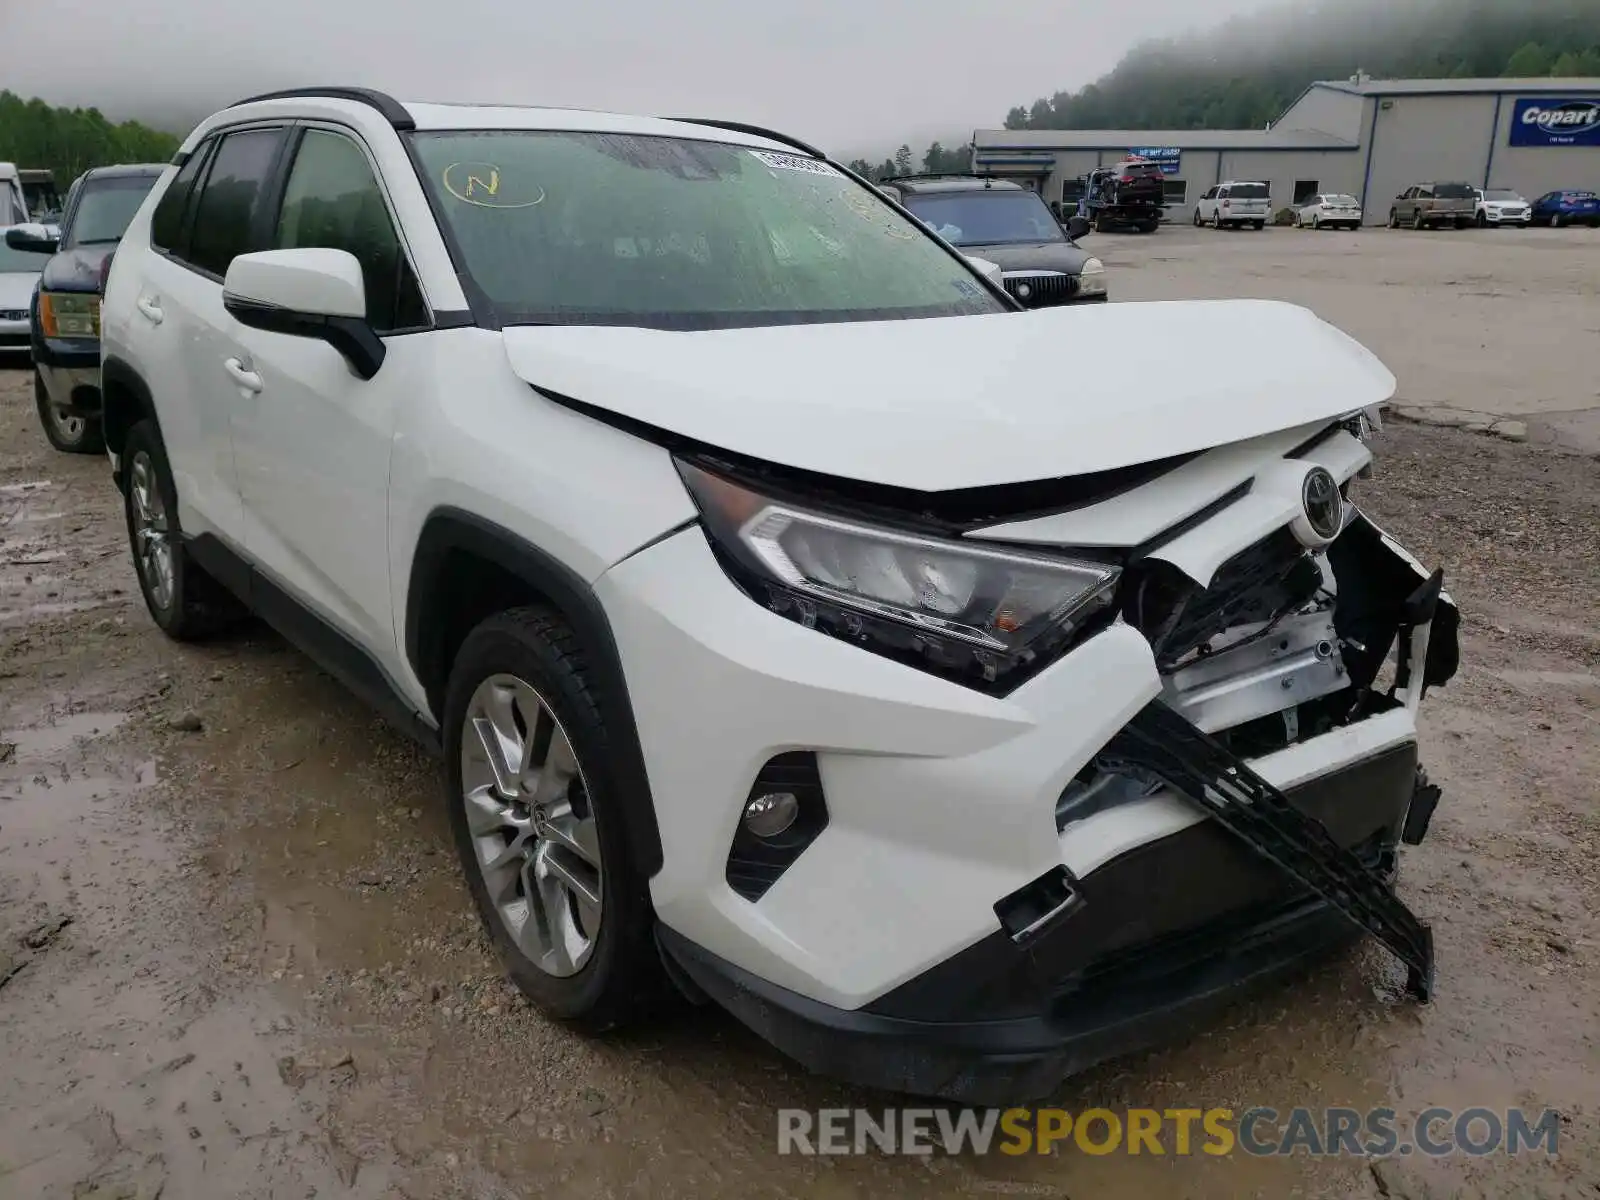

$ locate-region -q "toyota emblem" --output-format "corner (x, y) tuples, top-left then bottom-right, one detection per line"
(1300, 467), (1343, 543)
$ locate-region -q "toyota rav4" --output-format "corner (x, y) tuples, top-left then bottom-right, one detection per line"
(100, 88), (1460, 1104)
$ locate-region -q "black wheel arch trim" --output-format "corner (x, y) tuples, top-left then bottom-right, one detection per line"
(405, 507), (665, 877)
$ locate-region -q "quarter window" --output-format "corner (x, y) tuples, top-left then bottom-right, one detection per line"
(150, 142), (213, 254)
(271, 129), (427, 332)
(186, 128), (284, 278)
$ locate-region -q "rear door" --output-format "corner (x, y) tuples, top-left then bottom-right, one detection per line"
(143, 124), (289, 549)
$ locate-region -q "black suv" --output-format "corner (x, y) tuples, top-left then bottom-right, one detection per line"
(7, 163), (165, 452)
(880, 176), (1107, 307)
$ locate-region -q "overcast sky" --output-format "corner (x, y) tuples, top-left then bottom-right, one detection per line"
(0, 0), (1280, 157)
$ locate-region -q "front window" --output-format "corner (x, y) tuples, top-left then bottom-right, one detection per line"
(1483, 189), (1520, 201)
(899, 190), (1065, 248)
(62, 175), (160, 248)
(0, 242), (50, 273)
(408, 131), (1004, 331)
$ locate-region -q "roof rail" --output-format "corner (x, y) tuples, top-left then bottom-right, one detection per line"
(881, 171), (1000, 185)
(231, 86), (414, 131)
(667, 118), (824, 159)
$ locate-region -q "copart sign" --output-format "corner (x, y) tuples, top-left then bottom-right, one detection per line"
(1510, 97), (1600, 147)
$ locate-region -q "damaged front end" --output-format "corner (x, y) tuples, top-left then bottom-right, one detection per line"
(1063, 496), (1460, 1000)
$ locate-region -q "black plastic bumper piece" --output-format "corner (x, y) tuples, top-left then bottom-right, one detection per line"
(658, 736), (1422, 1104)
(1099, 700), (1436, 1002)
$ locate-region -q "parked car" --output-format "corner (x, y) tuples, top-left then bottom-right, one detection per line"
(1530, 189), (1600, 228)
(1077, 158), (1167, 233)
(0, 226), (51, 353)
(1388, 182), (1477, 230)
(1194, 182), (1271, 230)
(1473, 188), (1531, 227)
(1295, 193), (1363, 230)
(9, 163), (165, 453)
(882, 175), (1107, 305)
(101, 87), (1459, 1104)
(0, 162), (29, 225)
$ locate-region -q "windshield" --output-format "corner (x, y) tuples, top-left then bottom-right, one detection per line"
(899, 191), (1064, 247)
(0, 241), (50, 272)
(1230, 184), (1269, 199)
(1434, 183), (1475, 199)
(1483, 190), (1521, 201)
(408, 131), (1005, 331)
(64, 176), (158, 248)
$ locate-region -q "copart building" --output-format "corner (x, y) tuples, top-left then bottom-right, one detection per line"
(971, 75), (1600, 223)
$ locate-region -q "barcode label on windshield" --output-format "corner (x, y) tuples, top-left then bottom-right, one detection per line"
(749, 150), (840, 177)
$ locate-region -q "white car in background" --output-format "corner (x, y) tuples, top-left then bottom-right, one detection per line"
(1473, 188), (1531, 228)
(1193, 181), (1271, 230)
(0, 225), (52, 354)
(1296, 193), (1363, 230)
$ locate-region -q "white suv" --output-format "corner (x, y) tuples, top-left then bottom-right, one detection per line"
(1194, 181), (1273, 230)
(100, 87), (1460, 1104)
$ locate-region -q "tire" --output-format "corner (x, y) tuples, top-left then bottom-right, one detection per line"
(1454, 218), (1468, 230)
(1193, 208), (1202, 227)
(1388, 209), (1399, 229)
(1139, 221), (1158, 234)
(121, 419), (243, 640)
(1311, 214), (1320, 230)
(1253, 221), (1266, 231)
(1412, 210), (1426, 231)
(442, 606), (662, 1032)
(1210, 210), (1221, 230)
(34, 369), (105, 455)
(1476, 211), (1487, 228)
(1554, 213), (1566, 229)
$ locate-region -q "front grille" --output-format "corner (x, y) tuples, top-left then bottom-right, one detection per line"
(1002, 273), (1080, 308)
(1124, 527), (1323, 670)
(0, 310), (27, 321)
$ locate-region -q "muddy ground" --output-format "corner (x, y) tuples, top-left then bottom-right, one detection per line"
(1, 351), (1596, 1198)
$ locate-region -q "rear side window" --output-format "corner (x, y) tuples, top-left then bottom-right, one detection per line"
(271, 128), (428, 332)
(151, 144), (212, 254)
(186, 128), (284, 278)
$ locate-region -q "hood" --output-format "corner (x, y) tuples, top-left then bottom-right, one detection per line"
(40, 245), (115, 294)
(500, 299), (1397, 493)
(0, 271), (38, 310)
(959, 241), (1091, 275)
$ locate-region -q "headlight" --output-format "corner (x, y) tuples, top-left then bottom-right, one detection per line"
(1078, 257), (1107, 296)
(40, 292), (100, 339)
(677, 461), (1121, 693)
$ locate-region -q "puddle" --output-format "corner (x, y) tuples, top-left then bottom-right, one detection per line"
(3, 710), (129, 759)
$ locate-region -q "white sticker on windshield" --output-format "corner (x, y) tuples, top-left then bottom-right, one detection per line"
(749, 149), (841, 177)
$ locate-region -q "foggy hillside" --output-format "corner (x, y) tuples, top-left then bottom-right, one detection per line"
(1003, 0), (1600, 130)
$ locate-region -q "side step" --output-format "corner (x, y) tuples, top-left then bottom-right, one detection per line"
(1097, 700), (1437, 1001)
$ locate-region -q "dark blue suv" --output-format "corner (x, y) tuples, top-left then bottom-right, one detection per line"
(6, 163), (165, 453)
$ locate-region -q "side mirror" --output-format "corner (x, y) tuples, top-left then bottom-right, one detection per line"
(964, 254), (1004, 284)
(1064, 215), (1091, 239)
(222, 248), (384, 380)
(5, 223), (58, 254)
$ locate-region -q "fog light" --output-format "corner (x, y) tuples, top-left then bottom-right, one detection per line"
(743, 791), (798, 838)
(1015, 282), (1032, 299)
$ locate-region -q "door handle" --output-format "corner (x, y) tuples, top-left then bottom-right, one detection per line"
(223, 357), (263, 394)
(136, 296), (164, 325)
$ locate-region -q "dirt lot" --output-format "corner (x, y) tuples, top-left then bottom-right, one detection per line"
(1, 228), (1598, 1199)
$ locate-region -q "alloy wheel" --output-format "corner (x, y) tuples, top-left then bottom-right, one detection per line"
(129, 450), (175, 612)
(47, 405), (87, 443)
(460, 673), (603, 978)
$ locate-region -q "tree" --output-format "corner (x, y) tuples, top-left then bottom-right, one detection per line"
(1504, 42), (1555, 75)
(1549, 49), (1594, 76)
(0, 91), (180, 184)
(1003, 106), (1029, 130)
(846, 158), (875, 178)
(893, 144), (913, 176)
